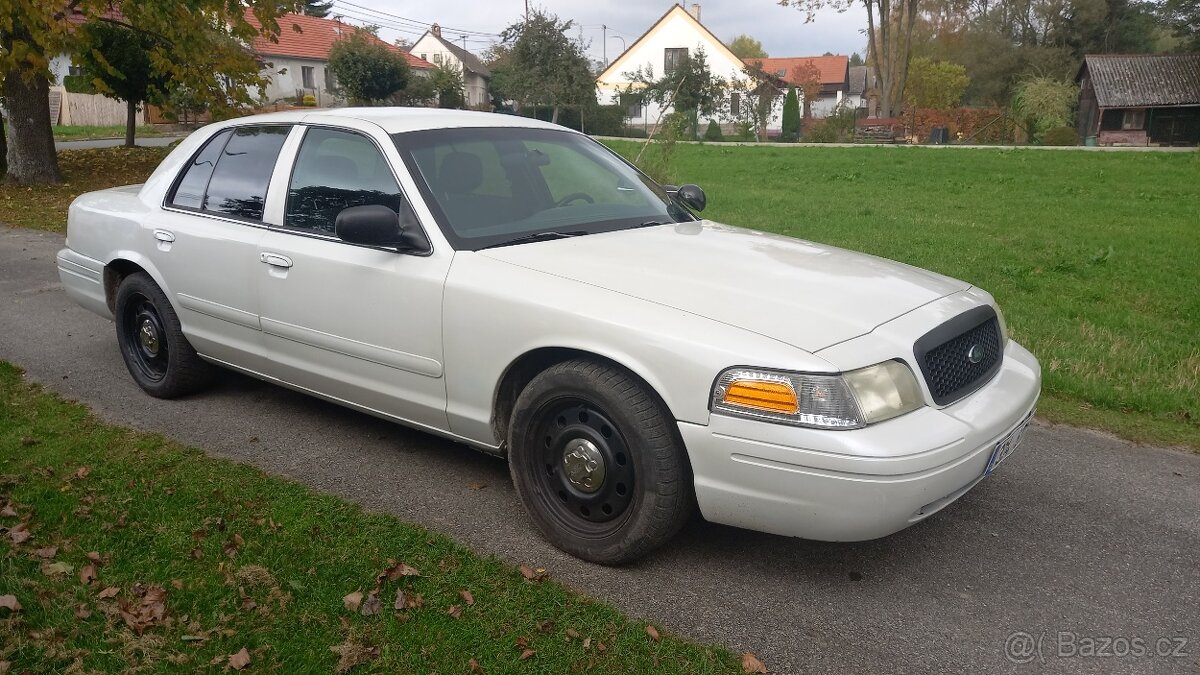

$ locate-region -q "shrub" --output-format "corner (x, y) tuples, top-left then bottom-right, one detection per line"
(780, 87), (800, 142)
(302, 94), (317, 107)
(702, 119), (724, 142)
(62, 74), (95, 94)
(620, 126), (648, 138)
(802, 120), (837, 143)
(585, 104), (626, 137)
(1040, 125), (1079, 146)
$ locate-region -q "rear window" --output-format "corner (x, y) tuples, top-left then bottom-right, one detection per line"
(169, 125), (291, 221)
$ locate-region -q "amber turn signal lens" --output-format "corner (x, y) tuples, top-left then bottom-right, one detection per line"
(723, 379), (800, 414)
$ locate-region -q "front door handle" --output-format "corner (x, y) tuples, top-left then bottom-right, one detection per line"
(153, 229), (175, 243)
(260, 252), (293, 269)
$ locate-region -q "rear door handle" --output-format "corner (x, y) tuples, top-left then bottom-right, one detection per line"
(260, 252), (293, 269)
(153, 229), (175, 243)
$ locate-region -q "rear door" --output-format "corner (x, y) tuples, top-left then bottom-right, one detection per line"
(154, 124), (293, 373)
(255, 123), (452, 431)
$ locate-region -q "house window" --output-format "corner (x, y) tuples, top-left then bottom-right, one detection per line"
(301, 65), (315, 89)
(776, 69), (786, 78)
(420, 53), (427, 61)
(664, 47), (688, 74)
(324, 67), (336, 92)
(68, 65), (84, 77)
(730, 92), (741, 115)
(1121, 109), (1145, 130)
(434, 53), (443, 64)
(620, 93), (642, 118)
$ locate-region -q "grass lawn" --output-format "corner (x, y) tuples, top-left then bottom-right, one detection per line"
(0, 362), (741, 673)
(2, 143), (1197, 449)
(606, 141), (1200, 449)
(52, 125), (166, 142)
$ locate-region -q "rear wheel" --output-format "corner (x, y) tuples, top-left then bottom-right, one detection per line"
(114, 272), (214, 398)
(508, 359), (691, 565)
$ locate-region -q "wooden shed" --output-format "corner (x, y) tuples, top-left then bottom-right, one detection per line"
(1076, 54), (1200, 147)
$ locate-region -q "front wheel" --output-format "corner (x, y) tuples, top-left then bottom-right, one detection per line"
(508, 360), (692, 565)
(114, 272), (214, 398)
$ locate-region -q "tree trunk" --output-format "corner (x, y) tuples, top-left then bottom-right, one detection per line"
(0, 111), (8, 177)
(125, 99), (137, 147)
(551, 105), (560, 124)
(4, 68), (62, 185)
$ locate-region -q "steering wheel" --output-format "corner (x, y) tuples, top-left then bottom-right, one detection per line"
(555, 192), (595, 207)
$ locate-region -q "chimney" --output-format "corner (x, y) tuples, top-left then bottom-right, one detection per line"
(689, 4), (701, 21)
(431, 23), (441, 37)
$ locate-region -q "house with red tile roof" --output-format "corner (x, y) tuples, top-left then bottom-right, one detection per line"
(744, 56), (850, 117)
(243, 10), (433, 105)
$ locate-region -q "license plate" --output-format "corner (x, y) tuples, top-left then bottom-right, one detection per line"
(984, 410), (1033, 477)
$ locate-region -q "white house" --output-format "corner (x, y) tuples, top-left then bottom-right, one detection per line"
(596, 4), (751, 132)
(243, 11), (434, 106)
(411, 25), (492, 108)
(745, 55), (850, 118)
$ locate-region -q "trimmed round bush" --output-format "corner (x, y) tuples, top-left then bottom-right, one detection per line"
(703, 120), (724, 142)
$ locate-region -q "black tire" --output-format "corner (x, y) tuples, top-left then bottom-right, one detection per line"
(508, 359), (691, 565)
(114, 272), (214, 398)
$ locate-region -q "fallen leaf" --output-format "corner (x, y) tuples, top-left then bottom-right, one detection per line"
(86, 551), (102, 564)
(74, 603), (91, 619)
(645, 625), (660, 642)
(459, 590), (475, 606)
(117, 584), (168, 634)
(190, 547), (203, 560)
(447, 604), (462, 619)
(516, 637), (529, 649)
(329, 641), (379, 673)
(360, 591), (382, 616)
(35, 546), (58, 559)
(43, 561), (73, 577)
(519, 649), (535, 661)
(467, 482), (487, 490)
(240, 595), (257, 612)
(343, 591), (364, 612)
(0, 662), (9, 674)
(393, 588), (407, 611)
(80, 564), (97, 585)
(741, 651), (768, 674)
(72, 466), (92, 480)
(518, 564), (542, 581)
(537, 620), (554, 634)
(97, 586), (120, 599)
(227, 647), (251, 671)
(583, 637), (591, 650)
(0, 595), (22, 612)
(468, 658), (484, 673)
(408, 593), (424, 609)
(596, 641), (607, 653)
(171, 579), (184, 590)
(378, 561), (420, 583)
(0, 505), (16, 517)
(566, 628), (580, 639)
(9, 523), (30, 544)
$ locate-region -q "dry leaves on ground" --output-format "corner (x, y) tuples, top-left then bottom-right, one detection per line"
(377, 561), (420, 583)
(0, 504), (18, 517)
(741, 651), (768, 673)
(0, 595), (22, 612)
(645, 625), (660, 642)
(118, 584), (168, 634)
(468, 657), (484, 673)
(360, 591), (382, 616)
(226, 647), (251, 671)
(447, 604), (463, 619)
(97, 586), (120, 600)
(518, 564), (545, 582)
(459, 590), (474, 606)
(35, 546), (57, 559)
(330, 641), (379, 673)
(80, 564), (97, 585)
(343, 591), (364, 613)
(9, 523), (30, 544)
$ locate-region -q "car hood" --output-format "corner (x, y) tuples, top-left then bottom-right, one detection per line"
(479, 221), (970, 353)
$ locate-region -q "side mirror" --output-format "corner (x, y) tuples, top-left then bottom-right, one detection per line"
(676, 184), (706, 212)
(334, 204), (431, 253)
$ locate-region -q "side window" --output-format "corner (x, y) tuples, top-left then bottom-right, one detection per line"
(204, 126), (291, 221)
(285, 128), (404, 234)
(169, 130), (231, 210)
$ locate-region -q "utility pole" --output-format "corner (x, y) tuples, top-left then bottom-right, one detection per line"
(524, 0), (529, 21)
(602, 24), (607, 64)
(460, 34), (468, 49)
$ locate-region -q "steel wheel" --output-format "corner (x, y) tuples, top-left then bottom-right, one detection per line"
(114, 272), (214, 398)
(121, 292), (170, 383)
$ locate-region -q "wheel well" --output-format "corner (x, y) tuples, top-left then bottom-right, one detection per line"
(103, 259), (146, 314)
(491, 348), (682, 452)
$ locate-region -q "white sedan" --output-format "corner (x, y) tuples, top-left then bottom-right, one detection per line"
(57, 109), (1040, 564)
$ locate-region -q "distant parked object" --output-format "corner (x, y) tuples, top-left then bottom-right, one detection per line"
(1076, 54), (1200, 147)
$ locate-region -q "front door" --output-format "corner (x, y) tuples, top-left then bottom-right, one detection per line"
(256, 126), (451, 431)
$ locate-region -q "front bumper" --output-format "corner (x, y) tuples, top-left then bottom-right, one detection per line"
(680, 340), (1041, 541)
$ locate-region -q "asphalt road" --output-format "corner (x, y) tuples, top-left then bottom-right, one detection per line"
(55, 135), (186, 150)
(2, 227), (1197, 674)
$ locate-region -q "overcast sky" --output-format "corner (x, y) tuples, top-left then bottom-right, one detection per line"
(326, 1), (868, 64)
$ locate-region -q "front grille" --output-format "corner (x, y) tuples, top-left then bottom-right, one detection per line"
(914, 306), (1003, 405)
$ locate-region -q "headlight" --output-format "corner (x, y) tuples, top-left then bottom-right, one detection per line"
(711, 361), (924, 430)
(994, 304), (1010, 345)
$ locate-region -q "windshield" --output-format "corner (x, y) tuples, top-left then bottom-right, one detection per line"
(392, 127), (694, 250)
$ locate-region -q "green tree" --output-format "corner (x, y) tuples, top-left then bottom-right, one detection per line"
(903, 56), (968, 110)
(302, 0), (333, 17)
(728, 34), (768, 59)
(493, 11), (594, 123)
(1162, 0), (1200, 50)
(780, 86), (801, 141)
(74, 22), (169, 147)
(622, 47), (727, 138)
(849, 52), (864, 66)
(1, 0), (300, 185)
(327, 30), (411, 104)
(1011, 76), (1077, 138)
(427, 64), (466, 109)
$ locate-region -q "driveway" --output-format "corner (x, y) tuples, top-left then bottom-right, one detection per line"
(2, 227), (1197, 675)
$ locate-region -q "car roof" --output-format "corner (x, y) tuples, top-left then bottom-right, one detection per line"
(212, 108), (573, 135)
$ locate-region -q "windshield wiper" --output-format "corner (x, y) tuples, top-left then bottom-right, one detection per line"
(478, 230), (589, 250)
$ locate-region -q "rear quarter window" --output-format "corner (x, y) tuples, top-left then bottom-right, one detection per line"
(168, 125), (291, 221)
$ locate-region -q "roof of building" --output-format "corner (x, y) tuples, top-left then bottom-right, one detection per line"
(744, 55), (849, 88)
(1078, 53), (1200, 107)
(848, 65), (874, 95)
(596, 4), (746, 84)
(417, 29), (491, 78)
(243, 11), (433, 69)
